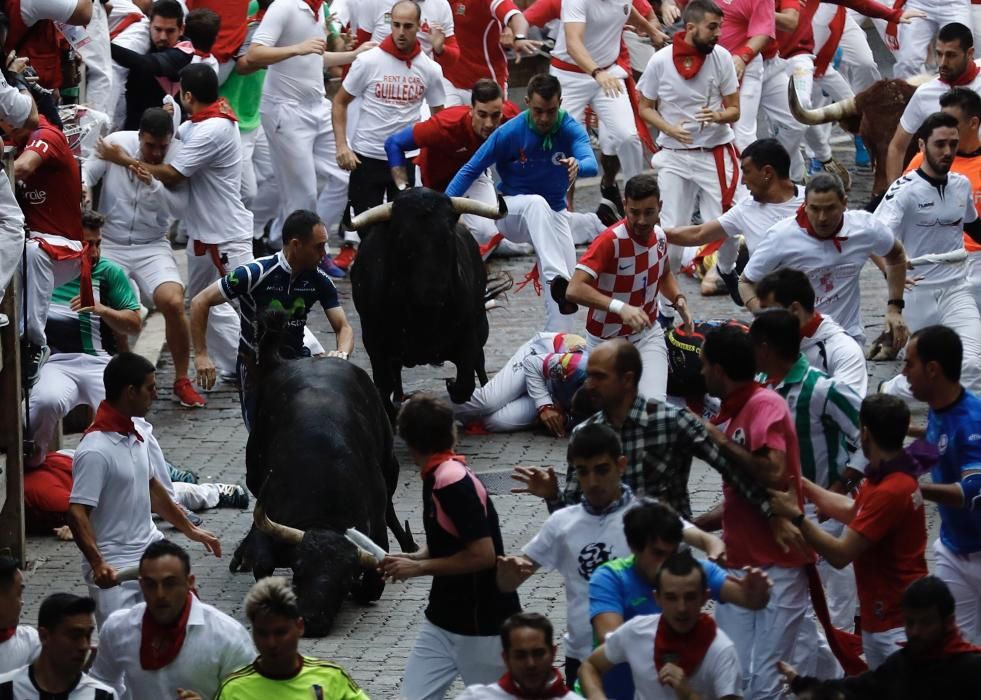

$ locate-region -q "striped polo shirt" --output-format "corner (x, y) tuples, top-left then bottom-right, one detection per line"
(771, 354), (862, 488)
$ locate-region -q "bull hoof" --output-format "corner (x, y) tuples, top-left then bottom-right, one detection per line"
(252, 566), (274, 581)
(446, 378), (474, 404)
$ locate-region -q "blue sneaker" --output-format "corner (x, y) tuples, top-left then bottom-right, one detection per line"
(167, 462), (199, 484)
(319, 254), (346, 279)
(808, 157), (823, 175)
(854, 136), (871, 168)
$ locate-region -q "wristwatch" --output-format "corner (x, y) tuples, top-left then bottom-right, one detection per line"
(590, 67), (604, 78)
(514, 34), (527, 40)
(791, 512), (806, 528)
(887, 298), (905, 310)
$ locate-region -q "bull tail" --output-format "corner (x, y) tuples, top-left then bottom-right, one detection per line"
(256, 308), (291, 369)
(386, 501), (418, 553)
(485, 271), (513, 305)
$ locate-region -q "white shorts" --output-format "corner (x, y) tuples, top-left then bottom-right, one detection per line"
(401, 619), (504, 700)
(862, 627), (905, 669)
(101, 239), (183, 302)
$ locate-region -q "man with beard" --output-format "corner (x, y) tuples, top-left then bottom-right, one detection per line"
(456, 613), (578, 699)
(637, 0), (740, 300)
(886, 22), (981, 184)
(876, 112), (981, 400)
(664, 139), (802, 305)
(83, 108), (205, 409)
(567, 174), (693, 402)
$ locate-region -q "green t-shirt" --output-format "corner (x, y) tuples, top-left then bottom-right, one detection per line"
(215, 657), (369, 700)
(219, 0), (265, 133)
(46, 257), (140, 356)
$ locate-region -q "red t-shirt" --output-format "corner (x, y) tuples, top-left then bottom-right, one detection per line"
(721, 388), (814, 568)
(718, 0), (775, 54)
(444, 0), (522, 89)
(849, 472), (929, 632)
(413, 102), (520, 191)
(17, 117), (83, 241)
(777, 0), (901, 58)
(187, 0), (250, 63)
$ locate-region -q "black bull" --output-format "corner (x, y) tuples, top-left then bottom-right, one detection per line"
(230, 312), (416, 636)
(348, 187), (508, 419)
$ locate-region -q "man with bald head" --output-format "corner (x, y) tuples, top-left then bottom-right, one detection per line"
(513, 340), (788, 541)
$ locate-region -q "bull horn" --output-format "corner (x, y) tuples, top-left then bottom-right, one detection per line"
(253, 502), (305, 545)
(450, 196), (507, 220)
(116, 566), (140, 582)
(357, 550), (378, 569)
(348, 202), (394, 230)
(787, 79), (857, 125)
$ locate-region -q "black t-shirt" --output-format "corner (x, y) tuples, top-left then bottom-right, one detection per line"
(422, 458), (521, 636)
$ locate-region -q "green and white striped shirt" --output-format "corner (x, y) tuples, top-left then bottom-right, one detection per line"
(771, 354), (863, 488)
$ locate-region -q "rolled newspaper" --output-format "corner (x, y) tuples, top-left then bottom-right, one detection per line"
(344, 528), (387, 565)
(907, 250), (968, 267)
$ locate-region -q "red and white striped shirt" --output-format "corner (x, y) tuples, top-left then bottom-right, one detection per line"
(444, 0), (522, 89)
(576, 220), (670, 339)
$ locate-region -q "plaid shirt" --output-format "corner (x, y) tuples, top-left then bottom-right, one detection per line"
(561, 396), (774, 519)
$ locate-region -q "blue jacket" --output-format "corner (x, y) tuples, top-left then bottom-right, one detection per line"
(445, 110), (597, 212)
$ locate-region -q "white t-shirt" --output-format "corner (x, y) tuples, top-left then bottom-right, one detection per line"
(0, 72), (34, 129)
(637, 44), (739, 149)
(718, 188), (804, 253)
(91, 597), (256, 700)
(171, 116), (253, 244)
(874, 169), (977, 285)
(802, 315), (869, 398)
(21, 0), (78, 26)
(522, 501), (633, 661)
(0, 666), (115, 699)
(552, 0), (632, 70)
(355, 0), (455, 58)
(342, 46), (446, 159)
(69, 419), (166, 576)
(742, 210), (896, 340)
(0, 628), (40, 674)
(899, 73), (981, 135)
(457, 682), (579, 699)
(252, 0), (329, 103)
(603, 614), (742, 700)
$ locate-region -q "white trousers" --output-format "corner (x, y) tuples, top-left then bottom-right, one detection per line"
(19, 236), (84, 345)
(173, 482), (221, 511)
(762, 57), (809, 182)
(185, 237), (252, 376)
(967, 250), (981, 313)
(401, 619), (505, 700)
(734, 55), (765, 152)
(88, 579), (142, 630)
(880, 281), (981, 399)
(803, 70), (854, 164)
(974, 5), (981, 51)
(891, 0), (972, 78)
(716, 565), (809, 700)
(831, 12), (883, 93)
(0, 172), (24, 302)
(459, 173), (500, 246)
(78, 1), (114, 116)
(28, 353), (107, 467)
(261, 97), (349, 236)
(452, 336), (540, 431)
(443, 82), (472, 108)
(935, 538), (981, 644)
(587, 325), (668, 402)
(496, 195), (577, 332)
(551, 66), (645, 180)
(862, 627), (906, 669)
(240, 126), (280, 240)
(108, 19), (150, 130)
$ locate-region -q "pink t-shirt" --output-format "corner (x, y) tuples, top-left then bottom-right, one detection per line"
(720, 387), (814, 568)
(718, 0), (775, 53)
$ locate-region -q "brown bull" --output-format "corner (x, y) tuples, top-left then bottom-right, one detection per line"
(788, 77), (918, 199)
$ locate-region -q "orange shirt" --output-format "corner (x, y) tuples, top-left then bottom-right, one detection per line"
(905, 151), (981, 252)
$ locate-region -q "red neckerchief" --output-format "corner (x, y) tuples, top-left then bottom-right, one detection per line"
(380, 35), (422, 68)
(903, 627), (981, 662)
(672, 31), (707, 80)
(796, 205), (847, 252)
(712, 382), (763, 426)
(0, 628), (16, 643)
(140, 592), (193, 671)
(421, 451), (467, 479)
(799, 313), (823, 338)
(189, 97), (238, 123)
(303, 0), (324, 18)
(84, 401), (144, 443)
(654, 613), (717, 676)
(497, 669), (569, 698)
(940, 59), (981, 87)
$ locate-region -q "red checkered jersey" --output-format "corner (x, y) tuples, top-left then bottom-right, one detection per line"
(17, 117), (82, 241)
(414, 101), (521, 190)
(444, 0), (522, 89)
(575, 220), (670, 339)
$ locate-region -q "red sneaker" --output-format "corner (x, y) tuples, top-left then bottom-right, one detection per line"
(479, 233), (505, 261)
(174, 377), (206, 408)
(333, 245), (357, 270)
